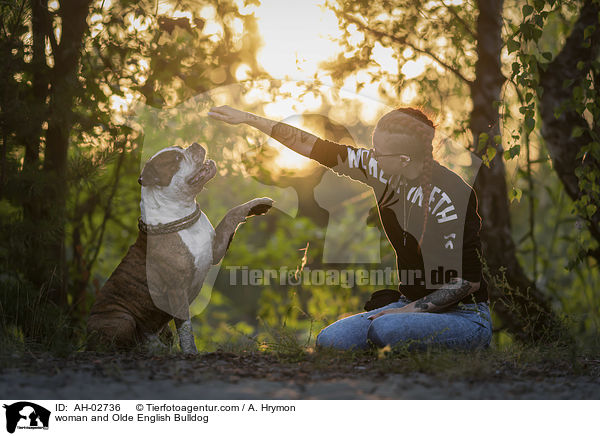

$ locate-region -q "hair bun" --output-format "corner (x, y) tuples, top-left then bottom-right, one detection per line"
(375, 109), (435, 147)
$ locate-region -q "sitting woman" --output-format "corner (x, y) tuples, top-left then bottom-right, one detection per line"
(208, 105), (493, 352)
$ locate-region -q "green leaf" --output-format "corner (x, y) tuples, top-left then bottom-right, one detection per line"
(525, 115), (535, 132)
(571, 126), (585, 138)
(509, 187), (523, 203)
(584, 25), (596, 40)
(477, 132), (489, 152)
(534, 14), (544, 27)
(486, 146), (497, 162)
(586, 204), (597, 218)
(542, 52), (552, 61)
(533, 0), (545, 11)
(522, 5), (534, 17)
(525, 92), (534, 103)
(554, 106), (564, 119)
(493, 135), (502, 145)
(577, 60), (586, 70)
(507, 39), (520, 54)
(503, 145), (521, 160)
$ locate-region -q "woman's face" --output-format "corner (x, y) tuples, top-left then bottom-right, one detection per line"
(372, 130), (425, 180)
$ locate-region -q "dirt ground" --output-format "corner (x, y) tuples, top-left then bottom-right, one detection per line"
(1, 349), (599, 399)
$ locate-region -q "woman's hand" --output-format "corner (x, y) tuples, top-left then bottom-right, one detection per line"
(208, 105), (252, 125)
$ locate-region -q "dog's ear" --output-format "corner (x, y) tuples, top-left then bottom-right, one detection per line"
(138, 150), (182, 187)
(138, 161), (161, 186)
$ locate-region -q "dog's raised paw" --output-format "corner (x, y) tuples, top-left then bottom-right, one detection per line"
(247, 204), (272, 216)
(246, 197), (274, 217)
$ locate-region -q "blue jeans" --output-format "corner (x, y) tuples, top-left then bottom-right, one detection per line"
(316, 296), (493, 351)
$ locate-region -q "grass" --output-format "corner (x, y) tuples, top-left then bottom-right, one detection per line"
(0, 276), (83, 358)
(165, 314), (600, 381)
(2, 272), (598, 383)
(2, 319), (599, 392)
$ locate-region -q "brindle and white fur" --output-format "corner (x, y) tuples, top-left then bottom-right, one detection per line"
(87, 143), (272, 354)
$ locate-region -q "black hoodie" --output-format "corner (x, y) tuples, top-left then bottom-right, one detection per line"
(310, 137), (489, 305)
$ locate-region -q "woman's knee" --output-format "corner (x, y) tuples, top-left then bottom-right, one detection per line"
(315, 326), (334, 348)
(368, 317), (492, 352)
(366, 317), (407, 348)
(315, 325), (362, 350)
(367, 315), (454, 351)
(315, 314), (371, 350)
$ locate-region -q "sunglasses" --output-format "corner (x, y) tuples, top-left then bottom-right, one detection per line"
(372, 148), (421, 166)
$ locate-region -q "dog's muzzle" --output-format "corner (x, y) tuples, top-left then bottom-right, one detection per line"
(186, 159), (216, 186)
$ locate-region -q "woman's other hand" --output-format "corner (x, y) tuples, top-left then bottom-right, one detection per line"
(208, 105), (251, 125)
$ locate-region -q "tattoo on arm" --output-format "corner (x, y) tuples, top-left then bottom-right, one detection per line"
(270, 122), (316, 156)
(271, 122), (299, 143)
(414, 278), (473, 312)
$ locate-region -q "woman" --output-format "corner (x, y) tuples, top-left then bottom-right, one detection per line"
(208, 105), (493, 351)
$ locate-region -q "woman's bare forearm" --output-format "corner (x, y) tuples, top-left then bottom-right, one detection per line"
(243, 113), (318, 157)
(409, 278), (480, 313)
(367, 278), (480, 320)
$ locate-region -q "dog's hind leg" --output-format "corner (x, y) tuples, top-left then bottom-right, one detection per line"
(142, 324), (175, 354)
(87, 312), (139, 350)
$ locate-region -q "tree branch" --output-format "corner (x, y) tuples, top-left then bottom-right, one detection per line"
(85, 143), (127, 272)
(440, 0), (477, 39)
(342, 12), (473, 85)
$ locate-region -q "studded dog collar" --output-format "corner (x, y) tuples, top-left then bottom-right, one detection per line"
(138, 204), (202, 235)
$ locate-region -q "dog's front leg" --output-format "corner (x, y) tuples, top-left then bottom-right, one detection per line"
(175, 318), (198, 354)
(212, 197), (273, 264)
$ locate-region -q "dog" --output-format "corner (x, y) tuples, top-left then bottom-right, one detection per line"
(87, 142), (273, 353)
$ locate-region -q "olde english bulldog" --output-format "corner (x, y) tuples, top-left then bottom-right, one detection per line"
(87, 142), (273, 353)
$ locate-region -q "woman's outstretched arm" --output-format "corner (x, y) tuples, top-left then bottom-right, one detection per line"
(208, 105), (317, 157)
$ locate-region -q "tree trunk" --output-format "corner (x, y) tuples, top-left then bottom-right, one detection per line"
(22, 0), (51, 296)
(471, 0), (564, 342)
(41, 0), (92, 306)
(539, 0), (600, 263)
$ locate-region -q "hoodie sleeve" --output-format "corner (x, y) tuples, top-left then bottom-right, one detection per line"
(310, 138), (386, 187)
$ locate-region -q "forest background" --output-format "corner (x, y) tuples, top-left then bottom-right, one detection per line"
(1, 0), (599, 357)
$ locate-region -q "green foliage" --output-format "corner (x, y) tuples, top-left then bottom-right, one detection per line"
(1, 0), (599, 355)
(509, 187), (523, 203)
(0, 0), (264, 345)
(322, 0), (476, 137)
(506, 0), (600, 273)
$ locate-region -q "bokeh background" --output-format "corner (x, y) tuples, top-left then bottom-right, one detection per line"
(1, 0), (598, 352)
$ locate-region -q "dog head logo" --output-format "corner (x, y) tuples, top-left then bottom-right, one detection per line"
(3, 402), (50, 433)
